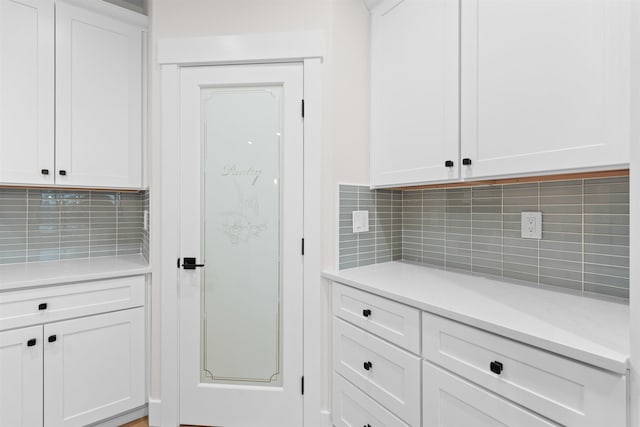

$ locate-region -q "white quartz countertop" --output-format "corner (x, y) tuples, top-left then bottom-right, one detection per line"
(323, 261), (629, 374)
(0, 255), (151, 291)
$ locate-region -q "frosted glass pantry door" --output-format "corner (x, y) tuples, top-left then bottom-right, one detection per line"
(201, 86), (283, 386)
(179, 64), (304, 427)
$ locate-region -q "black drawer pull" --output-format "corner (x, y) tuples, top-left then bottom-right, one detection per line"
(490, 361), (503, 375)
(462, 158), (472, 166)
(27, 338), (37, 347)
(38, 303), (47, 311)
(363, 361), (372, 371)
(362, 309), (371, 318)
(41, 169), (49, 175)
(445, 160), (454, 168)
(59, 170), (67, 176)
(48, 335), (57, 343)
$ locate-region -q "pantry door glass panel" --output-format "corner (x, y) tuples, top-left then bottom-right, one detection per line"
(179, 64), (303, 427)
(201, 85), (283, 386)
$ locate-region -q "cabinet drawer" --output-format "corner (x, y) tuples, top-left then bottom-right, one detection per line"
(422, 312), (626, 427)
(333, 282), (420, 353)
(0, 276), (145, 331)
(423, 361), (559, 427)
(333, 318), (420, 426)
(333, 373), (409, 427)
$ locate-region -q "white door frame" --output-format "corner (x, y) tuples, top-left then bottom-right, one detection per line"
(156, 32), (324, 427)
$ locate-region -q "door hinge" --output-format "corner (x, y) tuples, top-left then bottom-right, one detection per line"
(301, 376), (304, 395)
(301, 99), (305, 118)
(301, 238), (305, 256)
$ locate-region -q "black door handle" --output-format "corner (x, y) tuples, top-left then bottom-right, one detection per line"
(462, 158), (472, 166)
(38, 303), (47, 311)
(48, 335), (57, 343)
(363, 361), (372, 371)
(490, 360), (503, 375)
(59, 170), (67, 176)
(27, 339), (37, 347)
(362, 309), (372, 318)
(41, 169), (49, 175)
(182, 257), (205, 270)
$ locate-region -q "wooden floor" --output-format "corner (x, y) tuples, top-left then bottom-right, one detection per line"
(120, 417), (206, 427)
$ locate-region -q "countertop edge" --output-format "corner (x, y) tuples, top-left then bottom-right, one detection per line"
(1, 256), (151, 292)
(322, 270), (629, 375)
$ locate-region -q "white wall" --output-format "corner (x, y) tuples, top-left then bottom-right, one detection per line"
(148, 0), (371, 405)
(630, 0), (639, 424)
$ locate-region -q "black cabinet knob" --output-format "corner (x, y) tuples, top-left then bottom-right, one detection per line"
(490, 360), (503, 375)
(38, 303), (47, 311)
(445, 160), (454, 168)
(362, 309), (372, 318)
(27, 338), (37, 347)
(41, 169), (49, 175)
(462, 158), (472, 166)
(363, 361), (372, 371)
(59, 170), (67, 176)
(48, 335), (57, 343)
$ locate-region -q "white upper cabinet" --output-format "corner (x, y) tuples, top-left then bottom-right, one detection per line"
(460, 0), (630, 180)
(369, 0), (459, 187)
(0, 0), (54, 185)
(366, 0), (631, 187)
(0, 0), (146, 189)
(56, 0), (145, 188)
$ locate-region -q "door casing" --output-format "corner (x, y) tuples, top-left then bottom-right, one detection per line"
(156, 32), (325, 427)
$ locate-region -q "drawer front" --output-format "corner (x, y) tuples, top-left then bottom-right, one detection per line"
(422, 312), (627, 427)
(0, 276), (145, 331)
(333, 373), (409, 427)
(333, 318), (421, 426)
(333, 282), (420, 353)
(423, 361), (559, 427)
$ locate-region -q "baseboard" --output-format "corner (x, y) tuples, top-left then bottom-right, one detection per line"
(321, 409), (332, 427)
(89, 405), (148, 427)
(148, 398), (161, 426)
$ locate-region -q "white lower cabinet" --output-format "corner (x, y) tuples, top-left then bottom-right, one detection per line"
(333, 318), (421, 426)
(333, 373), (409, 427)
(0, 326), (43, 427)
(0, 276), (146, 427)
(423, 361), (558, 427)
(330, 281), (628, 427)
(44, 308), (145, 427)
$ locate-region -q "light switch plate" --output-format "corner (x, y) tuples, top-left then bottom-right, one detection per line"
(352, 210), (369, 233)
(521, 211), (542, 239)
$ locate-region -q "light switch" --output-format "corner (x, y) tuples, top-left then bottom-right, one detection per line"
(352, 210), (369, 233)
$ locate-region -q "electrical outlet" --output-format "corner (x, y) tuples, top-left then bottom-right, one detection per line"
(352, 210), (369, 233)
(521, 212), (542, 239)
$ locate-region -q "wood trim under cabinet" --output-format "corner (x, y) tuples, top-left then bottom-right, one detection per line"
(392, 169), (629, 191)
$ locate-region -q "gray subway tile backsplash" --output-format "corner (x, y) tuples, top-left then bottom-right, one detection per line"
(0, 188), (149, 265)
(338, 176), (630, 299)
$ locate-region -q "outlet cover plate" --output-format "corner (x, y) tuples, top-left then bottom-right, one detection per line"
(352, 210), (369, 233)
(521, 211), (542, 239)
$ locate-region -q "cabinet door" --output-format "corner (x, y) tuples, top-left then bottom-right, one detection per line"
(0, 326), (43, 427)
(0, 0), (54, 185)
(370, 0), (459, 187)
(44, 308), (145, 427)
(461, 0), (630, 179)
(423, 361), (559, 427)
(55, 0), (144, 189)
